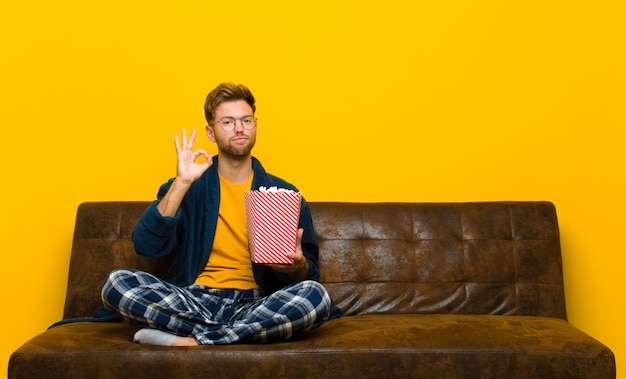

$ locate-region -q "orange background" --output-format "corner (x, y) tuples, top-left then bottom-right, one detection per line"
(1, 1), (624, 377)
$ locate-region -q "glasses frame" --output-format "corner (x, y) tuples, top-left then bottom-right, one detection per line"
(214, 116), (257, 132)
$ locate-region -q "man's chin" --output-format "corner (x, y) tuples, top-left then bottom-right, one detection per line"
(220, 148), (253, 159)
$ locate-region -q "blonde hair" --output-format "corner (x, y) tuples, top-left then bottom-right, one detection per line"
(204, 83), (256, 125)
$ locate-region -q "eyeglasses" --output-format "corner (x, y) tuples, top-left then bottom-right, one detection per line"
(214, 116), (257, 132)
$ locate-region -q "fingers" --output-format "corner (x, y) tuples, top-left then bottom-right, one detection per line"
(193, 148), (210, 158)
(174, 128), (212, 167)
(296, 228), (304, 247)
(193, 149), (213, 166)
(187, 128), (197, 147)
(174, 134), (181, 154)
(172, 128), (212, 184)
(181, 128), (191, 147)
(174, 128), (201, 153)
(177, 128), (192, 149)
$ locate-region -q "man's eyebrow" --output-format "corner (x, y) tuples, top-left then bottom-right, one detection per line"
(218, 114), (254, 120)
(223, 114), (253, 118)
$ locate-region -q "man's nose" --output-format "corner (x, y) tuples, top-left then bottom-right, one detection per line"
(234, 119), (245, 131)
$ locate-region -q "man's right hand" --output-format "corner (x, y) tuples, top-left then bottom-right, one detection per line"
(157, 128), (213, 217)
(174, 128), (213, 185)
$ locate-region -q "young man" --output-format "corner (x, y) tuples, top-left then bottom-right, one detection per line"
(101, 83), (336, 346)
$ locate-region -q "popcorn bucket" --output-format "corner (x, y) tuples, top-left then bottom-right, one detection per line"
(244, 187), (302, 264)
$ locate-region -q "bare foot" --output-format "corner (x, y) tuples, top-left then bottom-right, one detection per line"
(171, 336), (199, 346)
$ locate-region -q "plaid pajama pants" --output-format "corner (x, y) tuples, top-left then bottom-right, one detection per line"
(101, 269), (331, 345)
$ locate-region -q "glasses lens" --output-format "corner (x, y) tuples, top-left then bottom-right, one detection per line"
(242, 117), (255, 128)
(219, 118), (234, 131)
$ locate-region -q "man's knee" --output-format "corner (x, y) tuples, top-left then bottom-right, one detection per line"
(301, 280), (332, 314)
(101, 268), (138, 306)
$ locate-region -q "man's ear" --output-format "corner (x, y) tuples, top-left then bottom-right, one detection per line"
(205, 124), (216, 142)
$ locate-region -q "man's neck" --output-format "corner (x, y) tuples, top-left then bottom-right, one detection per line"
(217, 155), (254, 185)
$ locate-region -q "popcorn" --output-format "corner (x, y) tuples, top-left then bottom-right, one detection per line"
(258, 186), (296, 193)
(244, 188), (302, 264)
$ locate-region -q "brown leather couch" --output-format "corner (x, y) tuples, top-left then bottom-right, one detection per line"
(9, 201), (615, 378)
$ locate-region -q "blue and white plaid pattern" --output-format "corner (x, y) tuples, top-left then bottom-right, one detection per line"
(101, 269), (331, 345)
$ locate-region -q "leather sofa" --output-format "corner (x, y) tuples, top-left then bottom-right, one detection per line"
(9, 201), (615, 378)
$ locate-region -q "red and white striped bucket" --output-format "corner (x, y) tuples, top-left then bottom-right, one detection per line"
(244, 188), (301, 264)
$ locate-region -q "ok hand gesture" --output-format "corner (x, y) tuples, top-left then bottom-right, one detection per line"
(174, 128), (213, 185)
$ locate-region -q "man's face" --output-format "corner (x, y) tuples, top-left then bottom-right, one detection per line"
(206, 99), (257, 159)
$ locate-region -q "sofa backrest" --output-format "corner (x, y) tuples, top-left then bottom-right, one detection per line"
(311, 202), (566, 319)
(63, 201), (566, 321)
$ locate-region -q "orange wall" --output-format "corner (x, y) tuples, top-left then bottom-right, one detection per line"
(2, 1), (624, 377)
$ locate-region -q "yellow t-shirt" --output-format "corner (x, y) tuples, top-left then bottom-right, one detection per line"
(194, 174), (258, 290)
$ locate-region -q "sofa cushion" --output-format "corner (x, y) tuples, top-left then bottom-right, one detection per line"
(10, 314), (614, 379)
